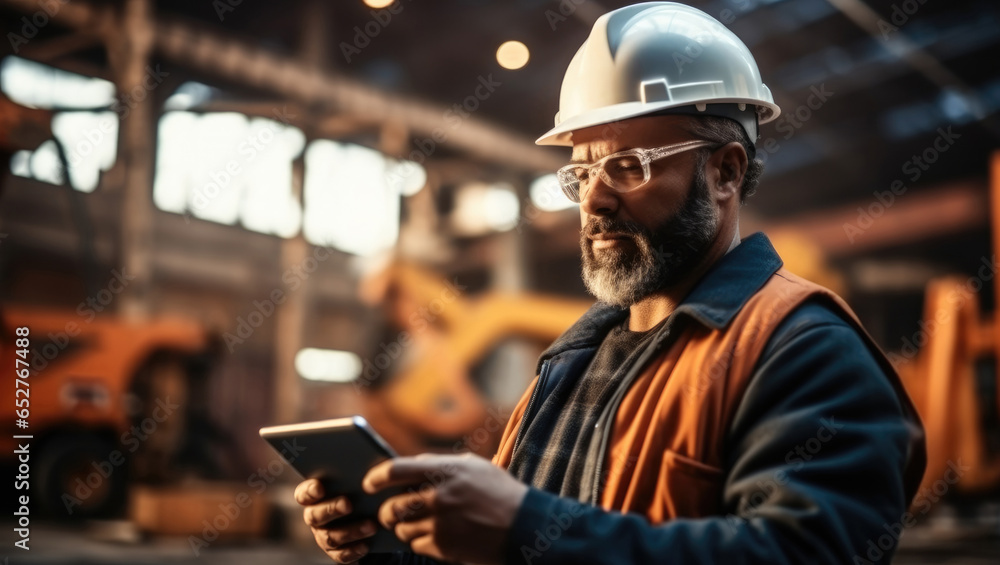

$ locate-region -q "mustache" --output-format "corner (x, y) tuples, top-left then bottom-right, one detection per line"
(582, 217), (648, 239)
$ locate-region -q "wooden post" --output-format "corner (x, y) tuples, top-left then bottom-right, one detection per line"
(111, 0), (156, 320)
(488, 180), (535, 407)
(272, 157), (307, 424)
(269, 0), (331, 423)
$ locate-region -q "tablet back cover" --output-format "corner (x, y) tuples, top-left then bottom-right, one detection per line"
(260, 416), (408, 553)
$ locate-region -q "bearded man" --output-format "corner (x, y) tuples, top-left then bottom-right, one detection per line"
(295, 3), (926, 564)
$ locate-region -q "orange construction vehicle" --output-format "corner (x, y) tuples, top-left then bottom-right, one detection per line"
(893, 150), (1000, 499)
(358, 261), (592, 456)
(0, 307), (216, 518)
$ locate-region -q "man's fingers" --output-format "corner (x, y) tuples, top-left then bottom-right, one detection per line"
(362, 459), (399, 493)
(312, 521), (378, 550)
(377, 488), (436, 529)
(393, 516), (433, 545)
(325, 539), (371, 564)
(363, 455), (453, 493)
(294, 479), (325, 505)
(304, 496), (352, 527)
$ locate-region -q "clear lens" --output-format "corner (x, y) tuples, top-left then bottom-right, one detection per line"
(557, 169), (582, 202)
(557, 154), (648, 203)
(604, 154), (645, 188)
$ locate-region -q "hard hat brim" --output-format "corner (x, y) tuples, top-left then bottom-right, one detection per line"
(535, 98), (781, 147)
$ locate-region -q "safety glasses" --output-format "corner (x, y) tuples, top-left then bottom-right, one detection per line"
(556, 139), (714, 203)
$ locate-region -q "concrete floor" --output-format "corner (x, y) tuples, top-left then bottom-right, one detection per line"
(1, 521), (998, 564)
(2, 521), (329, 565)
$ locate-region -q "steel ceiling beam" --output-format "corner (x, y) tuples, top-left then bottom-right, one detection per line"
(0, 0), (566, 173)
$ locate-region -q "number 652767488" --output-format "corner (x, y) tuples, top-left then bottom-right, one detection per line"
(14, 326), (30, 427)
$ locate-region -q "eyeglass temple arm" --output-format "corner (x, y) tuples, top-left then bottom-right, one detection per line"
(646, 140), (714, 160)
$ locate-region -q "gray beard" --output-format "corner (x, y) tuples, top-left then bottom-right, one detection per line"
(580, 168), (718, 308)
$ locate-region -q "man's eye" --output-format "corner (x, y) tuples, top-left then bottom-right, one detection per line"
(609, 157), (642, 173)
(573, 168), (590, 182)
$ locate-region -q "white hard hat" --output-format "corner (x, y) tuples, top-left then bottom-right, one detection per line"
(536, 2), (781, 147)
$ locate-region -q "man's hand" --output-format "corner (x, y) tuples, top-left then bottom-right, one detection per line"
(363, 452), (529, 565)
(295, 478), (379, 564)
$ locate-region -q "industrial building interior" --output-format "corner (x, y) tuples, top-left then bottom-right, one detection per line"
(0, 0), (999, 563)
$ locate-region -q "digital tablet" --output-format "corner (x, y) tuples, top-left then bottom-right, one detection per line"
(259, 416), (408, 553)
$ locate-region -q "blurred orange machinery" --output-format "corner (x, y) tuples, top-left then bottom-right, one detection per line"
(358, 262), (592, 456)
(894, 150), (1000, 497)
(0, 306), (214, 518)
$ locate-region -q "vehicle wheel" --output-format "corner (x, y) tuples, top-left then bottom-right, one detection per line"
(34, 434), (127, 520)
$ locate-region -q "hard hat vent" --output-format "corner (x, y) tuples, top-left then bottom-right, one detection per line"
(640, 79), (670, 104)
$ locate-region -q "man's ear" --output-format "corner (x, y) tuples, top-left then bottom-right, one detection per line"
(707, 142), (748, 201)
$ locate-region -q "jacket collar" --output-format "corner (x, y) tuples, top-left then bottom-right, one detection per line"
(536, 232), (783, 371)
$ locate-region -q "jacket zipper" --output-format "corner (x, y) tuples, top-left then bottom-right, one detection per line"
(511, 358), (551, 456)
(588, 318), (680, 504)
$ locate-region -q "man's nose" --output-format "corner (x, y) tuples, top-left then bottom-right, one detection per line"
(579, 174), (619, 217)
